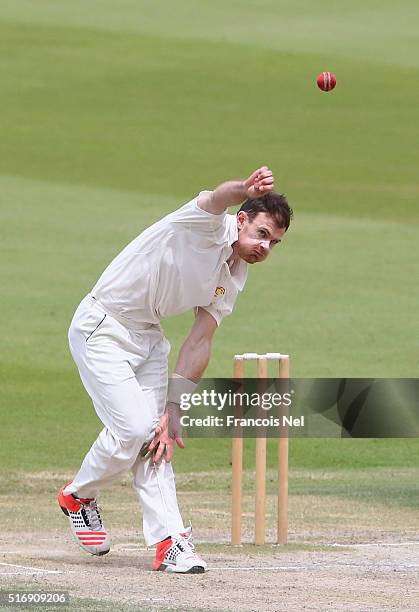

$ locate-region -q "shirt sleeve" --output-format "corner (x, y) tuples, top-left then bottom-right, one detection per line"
(198, 289), (237, 327)
(169, 192), (227, 238)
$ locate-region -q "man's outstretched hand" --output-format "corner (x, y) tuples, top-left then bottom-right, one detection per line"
(147, 403), (185, 463)
(244, 166), (275, 199)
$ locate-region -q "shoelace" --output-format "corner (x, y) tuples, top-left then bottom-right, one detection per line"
(180, 522), (193, 545)
(174, 534), (195, 553)
(83, 500), (103, 531)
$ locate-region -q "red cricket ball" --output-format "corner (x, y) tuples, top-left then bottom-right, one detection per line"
(317, 71), (337, 92)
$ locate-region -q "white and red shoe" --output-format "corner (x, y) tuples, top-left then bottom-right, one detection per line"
(58, 481), (110, 556)
(153, 527), (207, 574)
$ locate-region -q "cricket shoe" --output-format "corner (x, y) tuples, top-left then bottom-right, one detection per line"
(153, 527), (207, 574)
(58, 481), (110, 556)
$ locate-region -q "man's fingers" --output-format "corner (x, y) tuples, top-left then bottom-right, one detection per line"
(256, 167), (271, 180)
(256, 175), (274, 188)
(140, 440), (151, 457)
(149, 438), (157, 448)
(151, 437), (183, 464)
(259, 175), (274, 184)
(165, 438), (183, 462)
(245, 169), (260, 188)
(165, 444), (174, 463)
(257, 182), (275, 193)
(247, 166), (274, 196)
(153, 442), (165, 463)
(153, 440), (176, 463)
(245, 166), (269, 188)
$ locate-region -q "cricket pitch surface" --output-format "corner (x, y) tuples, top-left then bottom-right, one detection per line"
(1, 471), (418, 611)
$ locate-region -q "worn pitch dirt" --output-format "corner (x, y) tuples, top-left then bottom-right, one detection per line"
(1, 472), (418, 611)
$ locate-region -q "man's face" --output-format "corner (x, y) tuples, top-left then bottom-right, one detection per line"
(234, 211), (286, 264)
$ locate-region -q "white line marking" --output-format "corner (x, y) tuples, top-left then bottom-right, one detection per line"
(210, 566), (307, 571)
(0, 562), (63, 575)
(331, 541), (419, 548)
(0, 572), (38, 578)
(210, 562), (419, 572)
(0, 572), (64, 576)
(139, 599), (167, 602)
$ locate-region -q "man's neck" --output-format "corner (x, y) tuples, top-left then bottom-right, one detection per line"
(228, 241), (240, 267)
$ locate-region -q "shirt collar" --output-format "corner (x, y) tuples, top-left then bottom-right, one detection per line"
(225, 214), (248, 291)
(226, 213), (239, 246)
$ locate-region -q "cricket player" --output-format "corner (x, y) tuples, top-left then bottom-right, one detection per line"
(58, 166), (292, 573)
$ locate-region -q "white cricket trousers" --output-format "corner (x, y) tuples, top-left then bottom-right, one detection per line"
(63, 294), (185, 545)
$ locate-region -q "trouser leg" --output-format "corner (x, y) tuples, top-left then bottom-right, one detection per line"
(65, 296), (185, 544)
(64, 297), (156, 499)
(131, 454), (185, 545)
(130, 334), (184, 545)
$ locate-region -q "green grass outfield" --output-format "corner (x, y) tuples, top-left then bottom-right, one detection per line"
(0, 1), (418, 476)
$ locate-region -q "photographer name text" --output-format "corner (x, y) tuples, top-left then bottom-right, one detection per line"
(180, 415), (304, 428)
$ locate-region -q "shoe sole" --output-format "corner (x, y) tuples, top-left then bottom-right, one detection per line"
(186, 566), (206, 574)
(158, 564), (206, 574)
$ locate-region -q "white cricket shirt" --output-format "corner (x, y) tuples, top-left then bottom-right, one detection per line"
(91, 192), (248, 329)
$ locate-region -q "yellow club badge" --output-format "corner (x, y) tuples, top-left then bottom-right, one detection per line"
(215, 286), (225, 297)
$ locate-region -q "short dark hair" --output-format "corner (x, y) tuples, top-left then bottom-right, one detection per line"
(238, 193), (293, 231)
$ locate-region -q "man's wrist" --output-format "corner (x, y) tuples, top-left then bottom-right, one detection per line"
(235, 180), (247, 202)
(167, 373), (198, 405)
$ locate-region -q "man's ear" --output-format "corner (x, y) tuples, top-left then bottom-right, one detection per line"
(237, 210), (248, 230)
